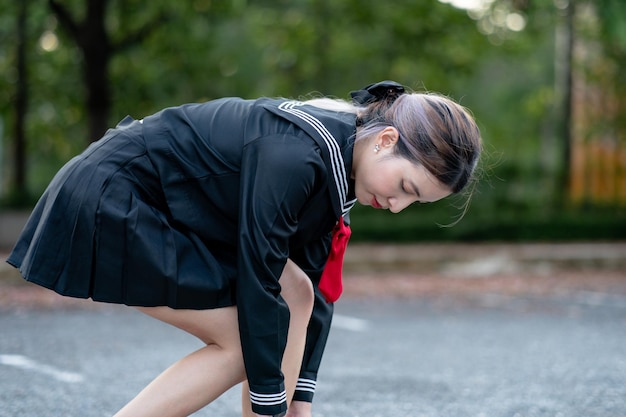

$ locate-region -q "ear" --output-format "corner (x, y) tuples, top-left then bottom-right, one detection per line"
(378, 126), (400, 149)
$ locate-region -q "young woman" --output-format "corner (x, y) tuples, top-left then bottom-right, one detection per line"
(7, 81), (481, 417)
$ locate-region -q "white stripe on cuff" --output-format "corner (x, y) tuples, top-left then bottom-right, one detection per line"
(295, 378), (317, 393)
(249, 390), (287, 406)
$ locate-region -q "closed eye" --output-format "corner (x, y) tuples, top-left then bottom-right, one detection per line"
(403, 181), (421, 198)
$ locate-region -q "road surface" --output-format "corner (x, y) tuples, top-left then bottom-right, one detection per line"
(1, 289), (625, 417)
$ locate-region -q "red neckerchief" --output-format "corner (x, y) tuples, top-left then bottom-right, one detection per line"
(319, 216), (351, 303)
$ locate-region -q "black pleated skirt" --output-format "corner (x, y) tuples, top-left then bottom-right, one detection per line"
(6, 117), (236, 309)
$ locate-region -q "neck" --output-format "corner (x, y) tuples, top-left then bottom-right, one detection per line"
(351, 135), (367, 179)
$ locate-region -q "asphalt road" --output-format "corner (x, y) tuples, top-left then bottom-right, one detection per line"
(1, 292), (625, 417)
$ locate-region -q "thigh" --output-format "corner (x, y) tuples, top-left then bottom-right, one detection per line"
(137, 259), (312, 347)
(136, 305), (241, 348)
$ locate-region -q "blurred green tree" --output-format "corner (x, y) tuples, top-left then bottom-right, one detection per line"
(1, 0), (623, 239)
(48, 0), (171, 142)
(12, 0), (29, 205)
(2, 0), (492, 196)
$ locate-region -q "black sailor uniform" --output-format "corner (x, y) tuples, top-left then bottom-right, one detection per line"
(6, 97), (357, 416)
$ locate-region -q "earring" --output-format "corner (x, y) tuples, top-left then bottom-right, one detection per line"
(374, 144), (380, 153)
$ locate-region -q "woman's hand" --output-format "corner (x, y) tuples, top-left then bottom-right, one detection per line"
(286, 401), (312, 417)
(253, 400), (312, 417)
(254, 413), (288, 417)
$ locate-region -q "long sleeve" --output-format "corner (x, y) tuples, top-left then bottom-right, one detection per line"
(289, 235), (334, 403)
(236, 133), (325, 416)
(294, 286), (334, 402)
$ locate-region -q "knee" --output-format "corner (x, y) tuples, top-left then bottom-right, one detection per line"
(294, 274), (314, 313)
(282, 260), (314, 314)
(209, 343), (247, 383)
(227, 349), (247, 383)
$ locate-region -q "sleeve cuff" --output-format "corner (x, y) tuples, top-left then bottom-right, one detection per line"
(292, 377), (317, 403)
(249, 386), (288, 415)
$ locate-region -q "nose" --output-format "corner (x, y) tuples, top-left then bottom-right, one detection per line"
(388, 196), (414, 213)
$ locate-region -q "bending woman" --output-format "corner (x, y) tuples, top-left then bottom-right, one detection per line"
(7, 81), (482, 417)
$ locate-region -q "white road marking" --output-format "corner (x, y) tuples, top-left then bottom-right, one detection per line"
(569, 291), (626, 308)
(0, 354), (84, 383)
(331, 314), (369, 332)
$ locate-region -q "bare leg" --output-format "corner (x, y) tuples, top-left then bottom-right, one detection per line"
(113, 306), (245, 417)
(242, 260), (315, 417)
(114, 259), (314, 417)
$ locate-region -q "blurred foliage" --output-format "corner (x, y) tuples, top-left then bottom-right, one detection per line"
(0, 0), (624, 240)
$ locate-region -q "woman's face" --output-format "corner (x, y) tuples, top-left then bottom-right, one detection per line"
(352, 127), (452, 213)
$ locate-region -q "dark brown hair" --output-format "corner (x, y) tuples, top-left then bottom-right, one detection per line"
(356, 92), (482, 194)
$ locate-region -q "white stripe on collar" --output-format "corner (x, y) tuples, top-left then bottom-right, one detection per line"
(278, 101), (356, 215)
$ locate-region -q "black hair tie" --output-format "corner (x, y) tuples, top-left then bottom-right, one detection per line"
(350, 80), (406, 106)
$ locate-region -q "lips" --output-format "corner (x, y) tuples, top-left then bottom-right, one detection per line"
(371, 197), (382, 209)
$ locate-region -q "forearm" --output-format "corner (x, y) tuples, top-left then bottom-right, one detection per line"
(293, 286), (334, 403)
